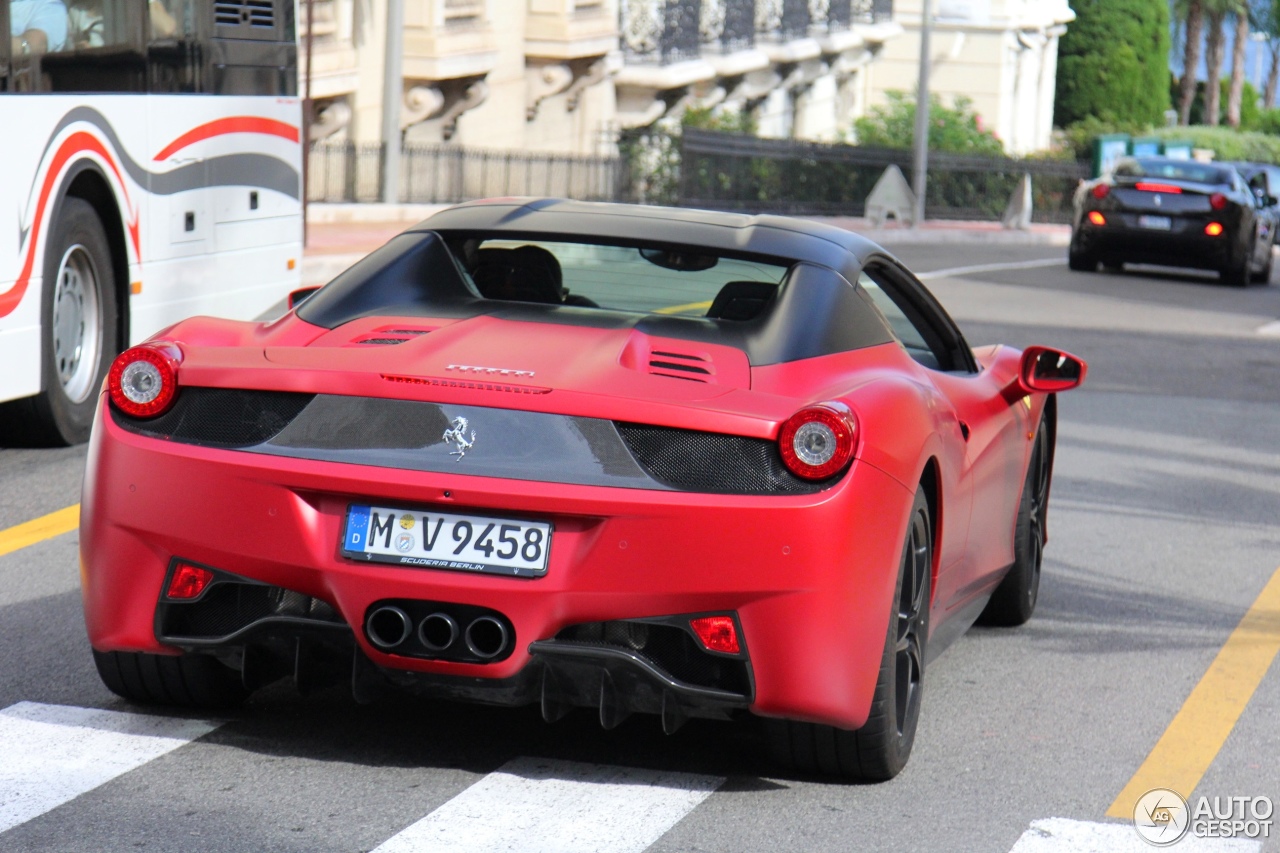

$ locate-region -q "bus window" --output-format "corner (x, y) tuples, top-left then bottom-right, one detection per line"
(23, 0), (147, 92)
(148, 0), (192, 39)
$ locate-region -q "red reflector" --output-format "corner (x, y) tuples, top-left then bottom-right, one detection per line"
(1091, 183), (1109, 199)
(690, 616), (740, 654)
(1205, 222), (1225, 237)
(166, 563), (214, 600)
(1087, 211), (1106, 226)
(1210, 192), (1228, 210)
(1135, 182), (1183, 194)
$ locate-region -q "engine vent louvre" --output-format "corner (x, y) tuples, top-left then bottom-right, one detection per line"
(648, 350), (712, 383)
(347, 327), (433, 347)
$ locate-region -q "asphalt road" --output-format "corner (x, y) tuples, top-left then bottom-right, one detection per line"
(0, 241), (1277, 853)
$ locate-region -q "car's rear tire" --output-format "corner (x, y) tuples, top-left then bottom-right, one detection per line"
(0, 198), (119, 446)
(979, 415), (1051, 627)
(1067, 242), (1096, 272)
(93, 649), (248, 709)
(765, 488), (931, 781)
(1222, 245), (1253, 287)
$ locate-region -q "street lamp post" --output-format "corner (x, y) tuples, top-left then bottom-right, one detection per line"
(380, 0), (405, 204)
(911, 0), (934, 228)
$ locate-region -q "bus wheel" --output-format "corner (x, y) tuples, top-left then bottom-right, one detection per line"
(22, 199), (119, 445)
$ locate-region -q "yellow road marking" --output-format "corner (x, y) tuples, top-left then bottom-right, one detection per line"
(1107, 564), (1280, 816)
(0, 505), (80, 559)
(654, 300), (712, 315)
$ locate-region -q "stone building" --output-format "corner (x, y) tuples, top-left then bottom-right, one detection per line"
(301, 1), (904, 154)
(867, 0), (1074, 155)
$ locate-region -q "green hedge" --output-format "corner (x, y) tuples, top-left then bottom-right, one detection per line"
(1147, 126), (1280, 163)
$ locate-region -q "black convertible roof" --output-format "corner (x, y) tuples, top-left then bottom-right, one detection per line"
(297, 199), (902, 365)
(410, 198), (880, 278)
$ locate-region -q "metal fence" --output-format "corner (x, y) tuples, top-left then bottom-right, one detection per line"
(677, 129), (1091, 223)
(307, 142), (625, 204)
(309, 131), (1090, 224)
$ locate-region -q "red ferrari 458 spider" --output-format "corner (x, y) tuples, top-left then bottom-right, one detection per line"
(81, 199), (1085, 780)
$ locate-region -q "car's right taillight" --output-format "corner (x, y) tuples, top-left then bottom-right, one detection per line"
(1210, 192), (1228, 210)
(107, 343), (182, 418)
(778, 403), (858, 480)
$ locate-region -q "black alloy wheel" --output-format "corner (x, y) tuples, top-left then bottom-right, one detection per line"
(980, 416), (1051, 627)
(764, 488), (932, 781)
(892, 497), (930, 741)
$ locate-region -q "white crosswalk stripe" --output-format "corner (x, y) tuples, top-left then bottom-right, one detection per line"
(1010, 818), (1263, 852)
(0, 701), (220, 835)
(371, 757), (723, 853)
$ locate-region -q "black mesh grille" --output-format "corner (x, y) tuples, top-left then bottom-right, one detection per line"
(214, 0), (274, 27)
(111, 388), (315, 448)
(615, 423), (835, 494)
(160, 582), (342, 641)
(555, 621), (751, 696)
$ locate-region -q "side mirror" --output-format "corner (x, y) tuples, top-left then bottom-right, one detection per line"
(288, 286), (320, 309)
(1018, 346), (1087, 394)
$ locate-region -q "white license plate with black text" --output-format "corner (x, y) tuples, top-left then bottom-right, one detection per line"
(342, 504), (552, 577)
(1138, 215), (1172, 231)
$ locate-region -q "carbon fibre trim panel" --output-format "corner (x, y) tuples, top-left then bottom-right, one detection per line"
(254, 396), (663, 489)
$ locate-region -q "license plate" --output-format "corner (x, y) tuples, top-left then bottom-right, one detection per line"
(342, 504), (552, 577)
(1138, 215), (1172, 230)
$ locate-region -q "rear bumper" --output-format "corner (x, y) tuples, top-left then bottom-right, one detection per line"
(81, 396), (913, 729)
(1073, 217), (1241, 270)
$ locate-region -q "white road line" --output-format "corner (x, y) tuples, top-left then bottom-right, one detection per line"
(0, 702), (219, 834)
(372, 757), (723, 853)
(1009, 818), (1262, 852)
(916, 257), (1065, 280)
(1256, 320), (1280, 337)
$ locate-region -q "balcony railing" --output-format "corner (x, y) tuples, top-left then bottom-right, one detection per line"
(619, 0), (702, 63)
(621, 0), (892, 63)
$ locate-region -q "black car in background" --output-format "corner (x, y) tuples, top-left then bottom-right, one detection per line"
(1069, 157), (1276, 286)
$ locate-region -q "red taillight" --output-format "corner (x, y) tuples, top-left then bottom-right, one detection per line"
(1210, 193), (1228, 210)
(1091, 183), (1110, 200)
(778, 403), (857, 480)
(690, 616), (740, 655)
(1205, 222), (1225, 236)
(1087, 211), (1106, 226)
(166, 562), (214, 600)
(107, 343), (182, 418)
(1135, 182), (1183, 194)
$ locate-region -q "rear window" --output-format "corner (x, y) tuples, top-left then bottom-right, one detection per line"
(466, 239), (788, 317)
(1115, 159), (1233, 185)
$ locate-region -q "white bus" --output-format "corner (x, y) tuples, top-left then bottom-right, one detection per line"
(1, 0), (301, 444)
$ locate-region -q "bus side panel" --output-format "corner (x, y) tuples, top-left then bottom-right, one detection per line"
(0, 97), (150, 404)
(140, 94), (302, 342)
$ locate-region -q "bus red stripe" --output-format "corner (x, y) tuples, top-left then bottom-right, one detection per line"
(0, 132), (137, 319)
(153, 117), (300, 161)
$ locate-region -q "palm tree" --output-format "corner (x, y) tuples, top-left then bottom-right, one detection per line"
(1257, 0), (1280, 108)
(1178, 0), (1205, 124)
(1227, 0), (1251, 126)
(1204, 0), (1234, 125)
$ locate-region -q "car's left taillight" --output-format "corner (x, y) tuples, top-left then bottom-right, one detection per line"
(778, 403), (858, 480)
(107, 343), (182, 418)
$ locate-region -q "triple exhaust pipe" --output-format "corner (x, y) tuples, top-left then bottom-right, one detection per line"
(365, 604), (511, 661)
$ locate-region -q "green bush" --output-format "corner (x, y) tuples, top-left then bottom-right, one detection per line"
(1055, 0), (1170, 127)
(1147, 125), (1280, 162)
(852, 91), (1004, 154)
